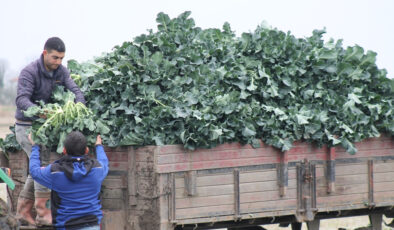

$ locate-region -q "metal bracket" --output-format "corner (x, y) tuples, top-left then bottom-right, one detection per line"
(367, 160), (376, 208)
(296, 159), (318, 222)
(277, 151), (288, 197)
(326, 148), (336, 194)
(233, 168), (241, 220)
(184, 171), (197, 196)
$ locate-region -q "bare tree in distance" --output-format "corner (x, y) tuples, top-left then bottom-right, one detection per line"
(0, 58), (17, 105)
(0, 58), (8, 88)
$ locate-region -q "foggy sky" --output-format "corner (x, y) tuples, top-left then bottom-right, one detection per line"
(1, 0), (393, 78)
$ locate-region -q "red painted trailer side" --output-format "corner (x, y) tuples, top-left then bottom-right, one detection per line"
(4, 134), (394, 230)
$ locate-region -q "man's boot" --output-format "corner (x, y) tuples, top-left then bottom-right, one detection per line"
(15, 197), (36, 226)
(34, 192), (52, 226)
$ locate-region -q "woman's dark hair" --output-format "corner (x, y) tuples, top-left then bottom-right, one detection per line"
(64, 131), (87, 156)
(44, 37), (66, 52)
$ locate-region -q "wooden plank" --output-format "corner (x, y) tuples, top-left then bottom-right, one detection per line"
(288, 153), (327, 162)
(374, 172), (394, 183)
(373, 190), (394, 203)
(176, 184), (234, 198)
(157, 141), (271, 155)
(180, 202), (392, 226)
(157, 148), (279, 165)
(240, 179), (297, 193)
(102, 198), (124, 210)
(375, 181), (394, 192)
(316, 183), (368, 196)
(157, 153), (190, 165)
(240, 189), (297, 203)
(175, 200), (388, 225)
(335, 149), (394, 160)
(176, 204), (234, 219)
(157, 156), (280, 173)
(176, 194), (234, 209)
(101, 210), (126, 230)
(175, 177), (298, 201)
(102, 188), (124, 199)
(374, 161), (394, 173)
(108, 161), (128, 171)
(335, 163), (367, 176)
(135, 146), (156, 162)
(102, 177), (127, 189)
(316, 193), (368, 207)
(287, 143), (328, 155)
(240, 169), (297, 183)
(240, 199), (297, 212)
(105, 151), (129, 162)
(157, 144), (187, 155)
(155, 136), (393, 173)
(103, 146), (129, 153)
(334, 174), (368, 186)
(175, 173), (233, 188)
(173, 208), (295, 225)
(155, 142), (281, 168)
(335, 136), (393, 152)
(316, 165), (368, 188)
(314, 165), (325, 178)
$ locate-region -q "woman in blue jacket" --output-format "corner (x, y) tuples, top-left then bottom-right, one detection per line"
(29, 131), (108, 230)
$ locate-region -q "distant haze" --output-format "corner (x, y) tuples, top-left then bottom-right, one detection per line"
(1, 0), (393, 78)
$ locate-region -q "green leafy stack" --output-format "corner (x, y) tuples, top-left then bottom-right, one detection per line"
(68, 11), (393, 154)
(1, 11), (393, 155)
(24, 86), (110, 153)
(0, 126), (21, 155)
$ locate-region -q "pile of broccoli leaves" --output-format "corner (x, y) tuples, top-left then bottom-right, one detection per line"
(1, 12), (393, 155)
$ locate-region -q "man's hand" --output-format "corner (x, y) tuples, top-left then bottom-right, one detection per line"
(38, 109), (48, 119)
(28, 133), (35, 145)
(38, 114), (47, 119)
(95, 135), (102, 146)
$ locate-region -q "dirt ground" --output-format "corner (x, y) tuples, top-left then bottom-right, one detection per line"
(0, 105), (393, 229)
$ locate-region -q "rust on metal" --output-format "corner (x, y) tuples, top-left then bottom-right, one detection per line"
(326, 147), (336, 194)
(277, 151), (288, 197)
(233, 168), (240, 220)
(368, 160), (375, 208)
(185, 170), (197, 196)
(296, 159), (318, 222)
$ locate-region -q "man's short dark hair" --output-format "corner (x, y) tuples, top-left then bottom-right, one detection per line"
(64, 131), (87, 156)
(44, 37), (66, 53)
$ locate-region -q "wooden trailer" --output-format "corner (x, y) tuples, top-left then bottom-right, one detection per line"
(3, 134), (394, 230)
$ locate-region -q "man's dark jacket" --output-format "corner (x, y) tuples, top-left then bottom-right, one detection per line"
(15, 55), (85, 121)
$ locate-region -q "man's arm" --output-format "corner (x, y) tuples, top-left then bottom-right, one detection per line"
(95, 135), (109, 178)
(15, 70), (36, 111)
(29, 144), (53, 189)
(63, 69), (86, 104)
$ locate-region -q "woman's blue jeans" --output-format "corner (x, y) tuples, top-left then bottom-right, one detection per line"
(77, 225), (100, 230)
